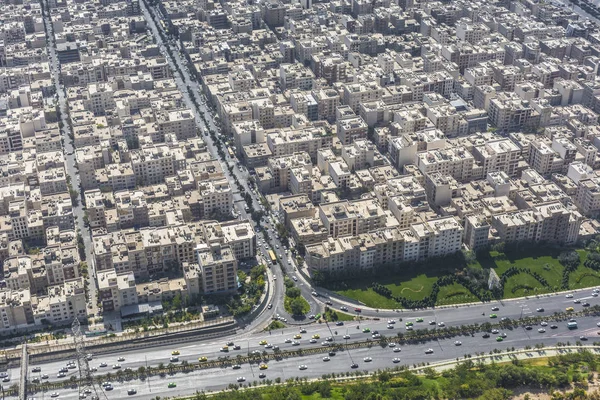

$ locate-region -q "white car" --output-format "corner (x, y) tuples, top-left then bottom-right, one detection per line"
(387, 320), (396, 324)
(392, 358), (401, 363)
(437, 322), (445, 327)
(389, 342), (397, 347)
(538, 328), (546, 333)
(425, 349), (434, 354)
(309, 338), (317, 343)
(298, 365), (308, 370)
(112, 364), (121, 369)
(322, 356), (330, 362)
(363, 357), (372, 362)
(454, 341), (462, 346)
(117, 357), (125, 362)
(491, 329), (499, 334)
(284, 338), (292, 343)
(566, 294), (574, 298)
(264, 344), (273, 349)
(393, 347), (401, 353)
(343, 335), (350, 340)
(169, 356), (179, 362)
(541, 321), (548, 326)
(51, 393), (60, 398)
(387, 325), (394, 329)
(99, 363), (107, 368)
(237, 377), (246, 382)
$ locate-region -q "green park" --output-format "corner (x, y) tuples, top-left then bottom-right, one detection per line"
(323, 241), (600, 309)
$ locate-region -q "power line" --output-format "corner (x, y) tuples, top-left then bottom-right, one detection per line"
(72, 318), (107, 400)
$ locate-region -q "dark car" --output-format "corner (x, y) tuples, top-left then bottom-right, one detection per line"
(350, 363), (359, 369)
(482, 333), (490, 338)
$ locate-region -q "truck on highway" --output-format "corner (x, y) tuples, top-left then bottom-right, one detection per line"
(567, 321), (578, 330)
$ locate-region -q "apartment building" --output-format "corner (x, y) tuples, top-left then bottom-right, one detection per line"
(305, 217), (463, 273)
(131, 145), (186, 186)
(196, 243), (238, 293)
(97, 270), (138, 312)
(416, 147), (475, 183)
(492, 202), (580, 245)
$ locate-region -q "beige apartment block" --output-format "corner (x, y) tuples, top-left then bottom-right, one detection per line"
(98, 270), (138, 312)
(196, 243), (238, 293)
(416, 146), (474, 183)
(33, 278), (87, 325)
(0, 289), (34, 328)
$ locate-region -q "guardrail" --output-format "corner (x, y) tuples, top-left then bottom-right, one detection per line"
(29, 320), (238, 364)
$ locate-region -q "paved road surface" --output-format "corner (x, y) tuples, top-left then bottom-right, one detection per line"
(20, 293), (600, 399)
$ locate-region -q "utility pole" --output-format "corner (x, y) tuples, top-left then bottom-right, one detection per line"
(72, 318), (106, 400)
(146, 356), (151, 393)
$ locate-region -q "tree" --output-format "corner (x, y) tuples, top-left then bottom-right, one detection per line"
(172, 293), (182, 311)
(290, 298), (306, 316)
(286, 287), (301, 298)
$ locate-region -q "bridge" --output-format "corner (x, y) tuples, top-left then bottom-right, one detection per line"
(18, 344), (27, 400)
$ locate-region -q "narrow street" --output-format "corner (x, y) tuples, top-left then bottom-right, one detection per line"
(41, 0), (100, 321)
(139, 0), (320, 327)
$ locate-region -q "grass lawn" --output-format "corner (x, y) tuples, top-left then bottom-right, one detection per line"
(265, 320), (286, 331)
(569, 265), (600, 289)
(388, 274), (436, 301)
(436, 283), (479, 306)
(503, 272), (550, 298)
(331, 247), (597, 308)
(493, 254), (564, 291)
(335, 274), (436, 308)
(323, 309), (354, 322)
(335, 287), (399, 309)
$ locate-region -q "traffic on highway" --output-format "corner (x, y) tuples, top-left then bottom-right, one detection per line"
(20, 291), (600, 399)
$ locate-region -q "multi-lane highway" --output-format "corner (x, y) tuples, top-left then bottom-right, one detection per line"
(19, 291), (600, 399)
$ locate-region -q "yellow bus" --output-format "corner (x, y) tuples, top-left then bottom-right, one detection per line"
(268, 250), (277, 264)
